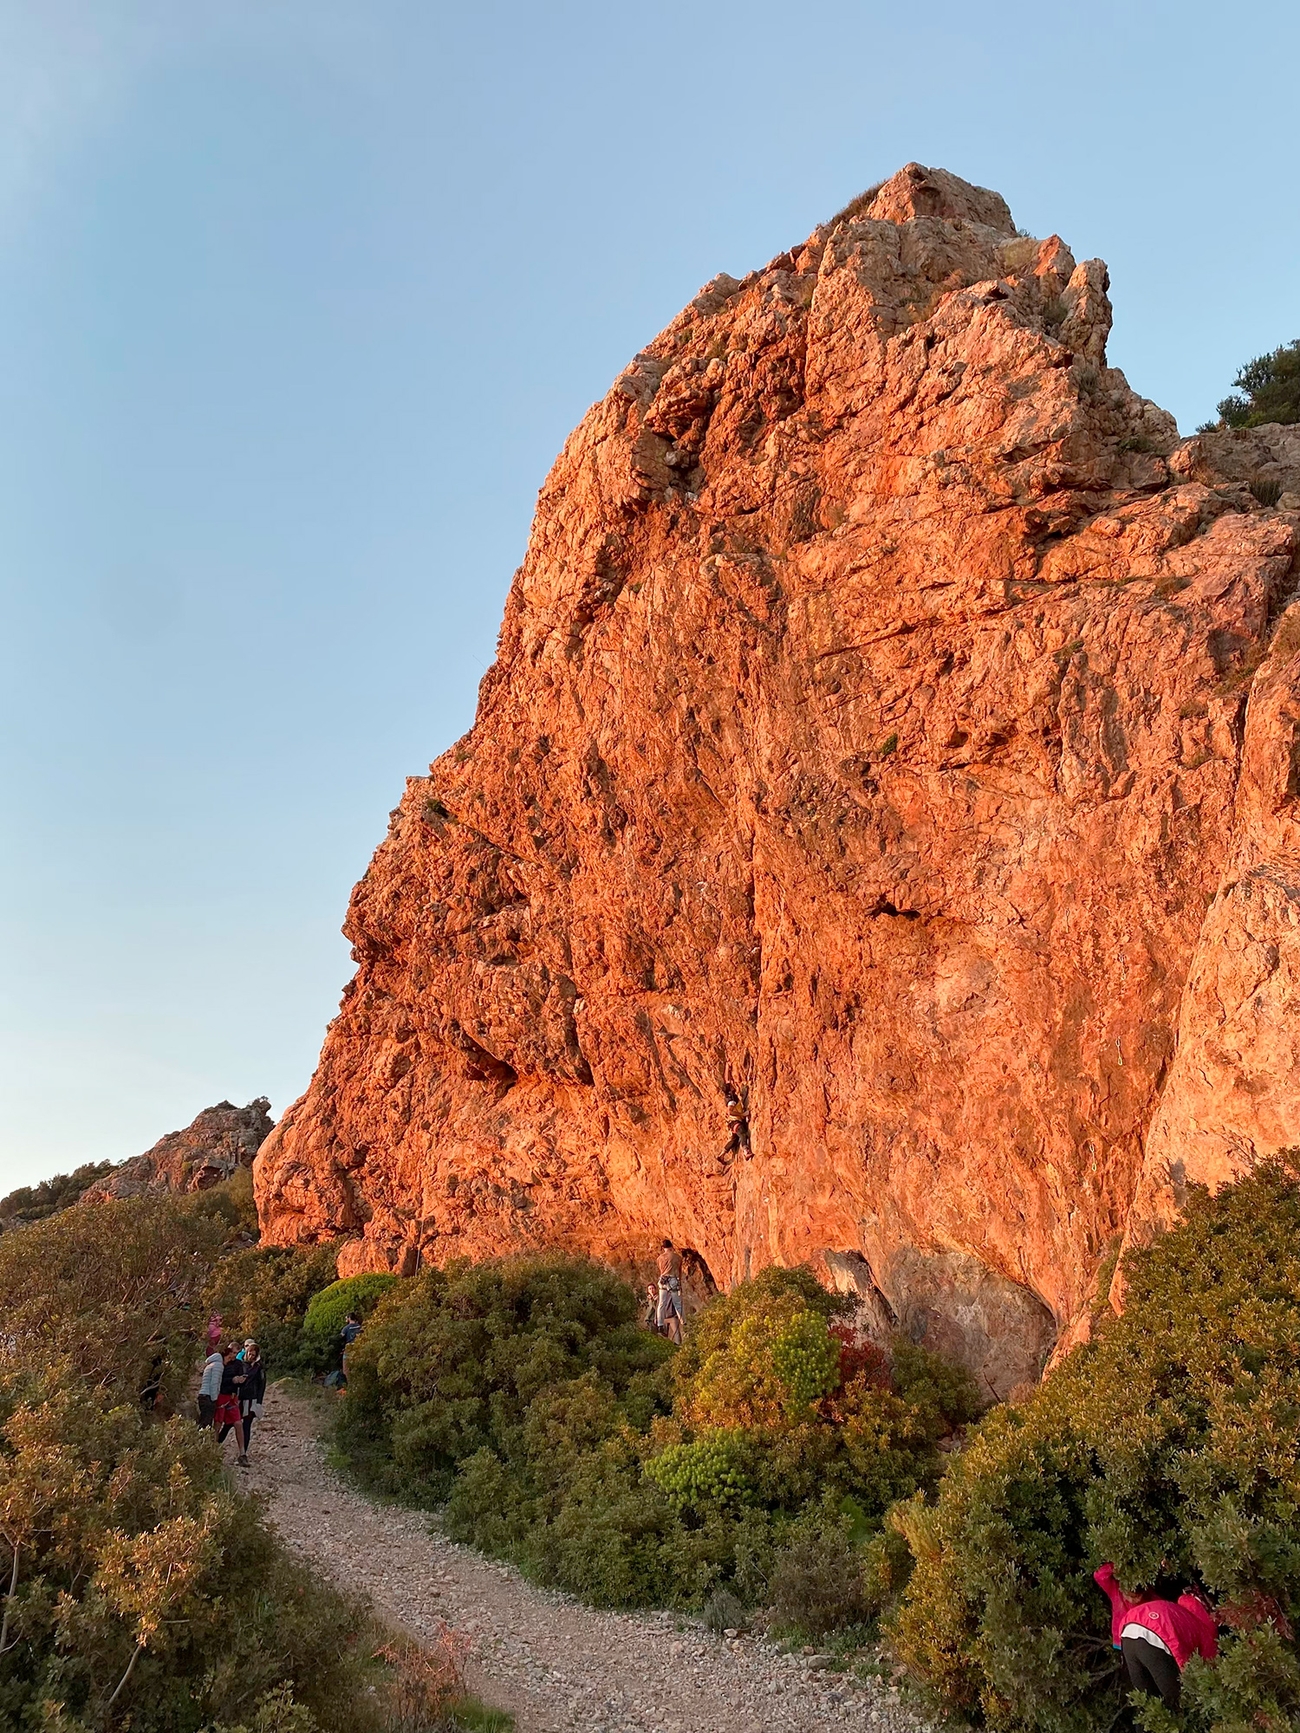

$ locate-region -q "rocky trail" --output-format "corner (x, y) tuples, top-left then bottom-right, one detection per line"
(247, 1381), (935, 1733)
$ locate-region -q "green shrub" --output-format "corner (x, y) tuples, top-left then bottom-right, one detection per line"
(444, 1431), (741, 1610)
(499, 1448), (728, 1608)
(672, 1265), (846, 1428)
(888, 1159), (1300, 1732)
(337, 1254), (672, 1501)
(337, 1254), (975, 1621)
(202, 1242), (339, 1375)
(0, 1195), (228, 1406)
(302, 1273), (400, 1372)
(890, 1339), (983, 1440)
(741, 1390), (944, 1515)
(667, 1267), (976, 1521)
(181, 1162), (262, 1240)
(1215, 339), (1300, 428)
(646, 1431), (757, 1510)
(0, 1182), (503, 1732)
(0, 1204), (322, 1724)
(0, 1369), (383, 1730)
(0, 1160), (117, 1229)
(769, 1515), (873, 1638)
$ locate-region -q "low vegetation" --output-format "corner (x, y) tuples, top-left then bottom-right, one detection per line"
(202, 1241), (342, 1375)
(330, 1171), (1300, 1731)
(303, 1273), (400, 1371)
(883, 1160), (1300, 1733)
(200, 1251), (398, 1378)
(0, 1160), (116, 1230)
(7, 1130), (1300, 1733)
(0, 1182), (501, 1732)
(336, 1255), (977, 1615)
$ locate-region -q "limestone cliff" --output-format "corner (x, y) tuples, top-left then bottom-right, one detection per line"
(255, 165), (1300, 1397)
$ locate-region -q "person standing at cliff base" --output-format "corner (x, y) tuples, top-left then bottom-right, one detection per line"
(1095, 1562), (1218, 1710)
(656, 1239), (684, 1344)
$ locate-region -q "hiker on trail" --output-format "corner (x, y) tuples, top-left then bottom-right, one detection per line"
(205, 1313), (223, 1352)
(1095, 1562), (1218, 1711)
(214, 1344), (249, 1466)
(197, 1341), (223, 1427)
(235, 1342), (266, 1463)
(656, 1239), (684, 1344)
(643, 1282), (662, 1334)
(140, 1349), (166, 1412)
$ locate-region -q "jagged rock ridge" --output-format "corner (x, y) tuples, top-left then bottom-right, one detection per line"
(85, 1099), (274, 1202)
(255, 165), (1300, 1397)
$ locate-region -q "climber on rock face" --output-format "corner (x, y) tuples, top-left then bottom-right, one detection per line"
(722, 1085), (750, 1158)
(656, 1239), (684, 1343)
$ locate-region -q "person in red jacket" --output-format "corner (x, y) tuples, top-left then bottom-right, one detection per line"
(1094, 1562), (1218, 1710)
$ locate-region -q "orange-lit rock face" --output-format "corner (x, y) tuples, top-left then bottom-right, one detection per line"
(255, 165), (1300, 1397)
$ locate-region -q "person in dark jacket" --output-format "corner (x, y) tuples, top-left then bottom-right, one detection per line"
(235, 1342), (265, 1464)
(1095, 1563), (1218, 1710)
(214, 1345), (248, 1465)
(340, 1312), (362, 1380)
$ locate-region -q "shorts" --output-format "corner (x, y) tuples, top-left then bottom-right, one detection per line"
(214, 1394), (241, 1430)
(656, 1284), (683, 1326)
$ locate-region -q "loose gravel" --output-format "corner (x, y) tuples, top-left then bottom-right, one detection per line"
(246, 1380), (936, 1733)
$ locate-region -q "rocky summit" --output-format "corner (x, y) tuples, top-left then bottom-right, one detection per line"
(255, 165), (1300, 1397)
(87, 1098), (274, 1201)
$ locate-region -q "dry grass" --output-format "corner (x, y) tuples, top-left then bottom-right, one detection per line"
(374, 1626), (504, 1733)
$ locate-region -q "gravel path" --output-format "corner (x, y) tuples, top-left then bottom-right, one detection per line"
(247, 1380), (935, 1733)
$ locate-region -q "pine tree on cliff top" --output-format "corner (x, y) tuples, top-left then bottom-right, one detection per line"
(1213, 338), (1300, 428)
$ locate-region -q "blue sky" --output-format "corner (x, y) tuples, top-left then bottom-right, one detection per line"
(2, 0), (1298, 1188)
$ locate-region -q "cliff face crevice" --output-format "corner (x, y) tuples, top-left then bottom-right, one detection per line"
(255, 165), (1300, 1396)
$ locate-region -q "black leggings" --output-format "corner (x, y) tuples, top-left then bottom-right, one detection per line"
(217, 1415), (254, 1451)
(1121, 1636), (1181, 1710)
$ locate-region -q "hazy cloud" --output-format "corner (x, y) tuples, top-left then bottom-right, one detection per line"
(0, 1), (384, 238)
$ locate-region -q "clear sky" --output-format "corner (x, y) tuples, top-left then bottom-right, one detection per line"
(2, 0), (1298, 1190)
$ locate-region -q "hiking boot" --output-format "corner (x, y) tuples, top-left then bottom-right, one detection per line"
(237, 1453), (250, 1467)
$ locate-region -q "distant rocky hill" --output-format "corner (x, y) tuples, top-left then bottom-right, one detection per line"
(80, 1098), (275, 1204)
(0, 1160), (117, 1231)
(255, 163), (1300, 1399)
(0, 1098), (275, 1232)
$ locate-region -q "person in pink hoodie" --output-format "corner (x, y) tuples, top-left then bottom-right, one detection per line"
(1094, 1562), (1218, 1710)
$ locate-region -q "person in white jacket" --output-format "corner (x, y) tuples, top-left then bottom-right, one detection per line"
(197, 1346), (223, 1428)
